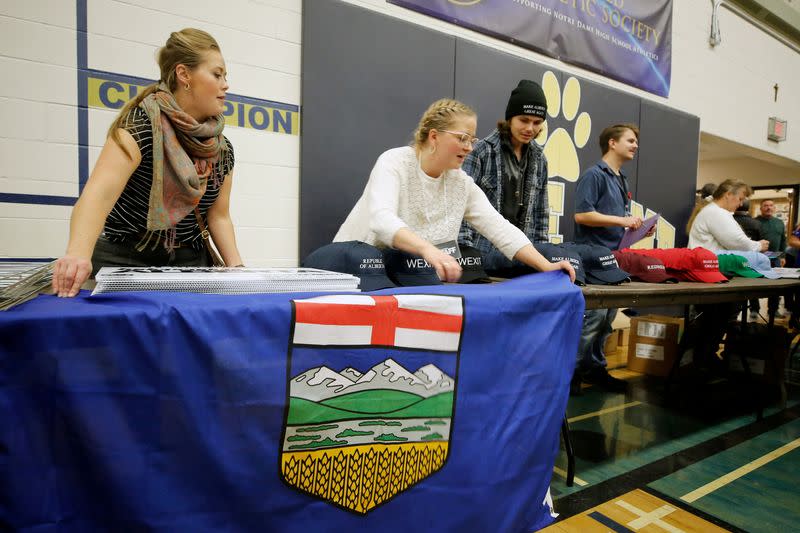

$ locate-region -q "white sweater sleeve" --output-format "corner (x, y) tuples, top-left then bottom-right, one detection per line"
(463, 179), (531, 259)
(704, 204), (761, 252)
(365, 151), (409, 245)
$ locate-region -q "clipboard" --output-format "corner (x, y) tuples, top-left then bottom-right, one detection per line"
(618, 214), (659, 250)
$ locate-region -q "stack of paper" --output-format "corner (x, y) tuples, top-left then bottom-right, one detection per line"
(770, 268), (800, 279)
(0, 261), (55, 311)
(92, 267), (361, 294)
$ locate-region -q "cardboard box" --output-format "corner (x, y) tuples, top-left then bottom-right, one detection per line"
(611, 311), (631, 330)
(619, 327), (630, 347)
(603, 328), (620, 354)
(626, 315), (685, 377)
(613, 339), (628, 366)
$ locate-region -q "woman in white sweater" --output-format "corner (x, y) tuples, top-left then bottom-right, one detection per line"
(334, 98), (575, 283)
(687, 179), (769, 252)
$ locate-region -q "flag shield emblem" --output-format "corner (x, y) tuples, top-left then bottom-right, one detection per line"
(280, 294), (463, 514)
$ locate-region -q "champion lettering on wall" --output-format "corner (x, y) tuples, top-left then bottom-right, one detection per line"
(87, 71), (299, 134)
(388, 0), (673, 97)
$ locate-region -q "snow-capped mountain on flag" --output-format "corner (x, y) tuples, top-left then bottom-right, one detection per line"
(340, 367), (363, 381)
(415, 363), (455, 391)
(290, 358), (455, 402)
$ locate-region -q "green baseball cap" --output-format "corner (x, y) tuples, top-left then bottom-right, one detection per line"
(717, 254), (763, 278)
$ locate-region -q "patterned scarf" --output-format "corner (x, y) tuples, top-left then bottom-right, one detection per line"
(139, 83), (227, 251)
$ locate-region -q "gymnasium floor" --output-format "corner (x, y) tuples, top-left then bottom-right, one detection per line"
(544, 317), (800, 533)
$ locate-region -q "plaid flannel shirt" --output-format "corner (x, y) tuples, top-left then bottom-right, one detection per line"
(459, 129), (549, 254)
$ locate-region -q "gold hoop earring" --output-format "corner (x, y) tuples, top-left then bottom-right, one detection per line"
(185, 84), (190, 91)
(429, 144), (437, 155)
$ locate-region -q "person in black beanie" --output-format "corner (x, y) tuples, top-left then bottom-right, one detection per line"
(458, 79), (553, 277)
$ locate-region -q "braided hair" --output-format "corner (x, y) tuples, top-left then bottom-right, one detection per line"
(413, 99), (476, 149)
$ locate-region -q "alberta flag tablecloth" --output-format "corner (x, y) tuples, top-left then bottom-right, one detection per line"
(0, 271), (583, 532)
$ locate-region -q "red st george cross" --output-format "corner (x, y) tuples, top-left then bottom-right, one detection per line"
(293, 296), (462, 346)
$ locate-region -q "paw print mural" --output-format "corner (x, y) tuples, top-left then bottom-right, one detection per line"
(535, 72), (676, 248)
(535, 72), (592, 182)
(537, 71), (592, 243)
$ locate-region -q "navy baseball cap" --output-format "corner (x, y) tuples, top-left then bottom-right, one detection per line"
(533, 242), (586, 285)
(302, 241), (395, 291)
(457, 245), (491, 284)
(382, 249), (443, 287)
(569, 243), (630, 285)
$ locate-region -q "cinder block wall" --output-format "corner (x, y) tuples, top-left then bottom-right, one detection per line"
(1, 0), (301, 266)
(2, 0), (799, 261)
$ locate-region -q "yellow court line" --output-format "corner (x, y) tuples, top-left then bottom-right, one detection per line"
(567, 401), (642, 423)
(681, 437), (800, 503)
(552, 466), (588, 486)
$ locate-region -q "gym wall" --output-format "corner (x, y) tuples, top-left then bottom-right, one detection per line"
(301, 0), (699, 259)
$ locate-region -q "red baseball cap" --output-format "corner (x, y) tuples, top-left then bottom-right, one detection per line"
(622, 247), (728, 283)
(612, 250), (677, 283)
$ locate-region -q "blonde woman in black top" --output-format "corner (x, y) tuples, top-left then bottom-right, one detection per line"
(53, 29), (243, 297)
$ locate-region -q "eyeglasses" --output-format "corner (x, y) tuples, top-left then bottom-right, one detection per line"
(442, 130), (480, 147)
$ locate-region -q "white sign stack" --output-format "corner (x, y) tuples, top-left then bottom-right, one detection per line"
(92, 267), (361, 295)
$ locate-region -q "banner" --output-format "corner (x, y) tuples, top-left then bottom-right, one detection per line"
(0, 272), (583, 532)
(388, 0), (673, 97)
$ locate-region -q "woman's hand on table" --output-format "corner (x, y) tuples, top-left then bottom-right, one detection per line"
(52, 255), (93, 297)
(545, 260), (576, 283)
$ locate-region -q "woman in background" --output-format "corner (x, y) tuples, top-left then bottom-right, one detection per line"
(334, 98), (574, 283)
(53, 28), (243, 297)
(686, 179), (769, 372)
(687, 179), (768, 252)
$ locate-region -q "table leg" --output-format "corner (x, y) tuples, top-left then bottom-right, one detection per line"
(665, 304), (692, 393)
(735, 302), (764, 421)
(561, 416), (575, 487)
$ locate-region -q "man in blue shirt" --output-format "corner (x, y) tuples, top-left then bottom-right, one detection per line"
(572, 124), (643, 393)
(574, 125), (643, 246)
